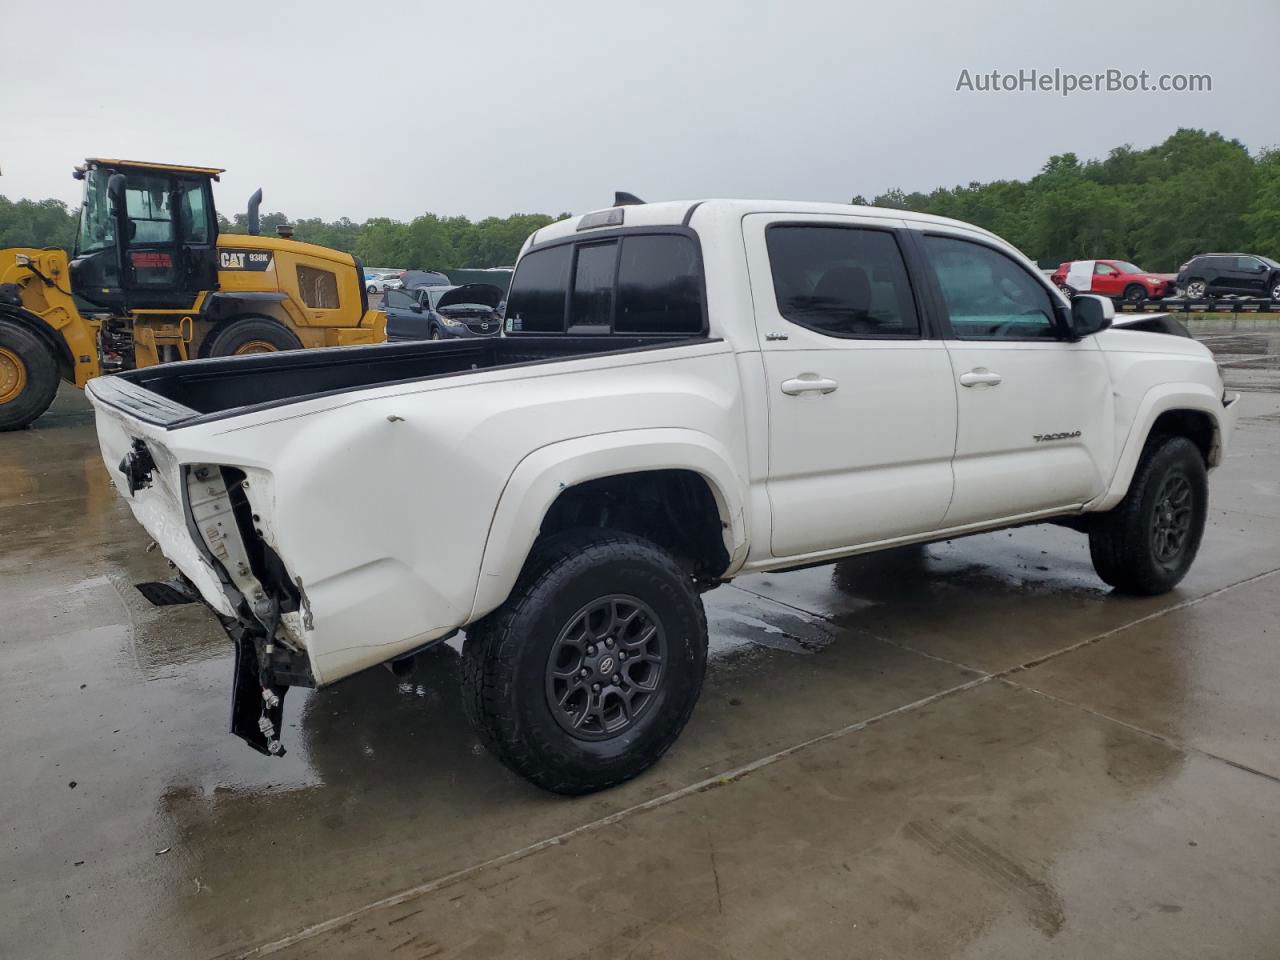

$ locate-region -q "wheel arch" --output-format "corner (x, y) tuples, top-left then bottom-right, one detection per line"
(0, 303), (74, 382)
(470, 429), (750, 620)
(196, 294), (296, 357)
(1092, 385), (1231, 512)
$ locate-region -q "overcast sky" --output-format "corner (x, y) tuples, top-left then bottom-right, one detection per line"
(2, 0), (1277, 222)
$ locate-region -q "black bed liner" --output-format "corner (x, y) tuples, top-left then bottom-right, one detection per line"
(90, 335), (709, 429)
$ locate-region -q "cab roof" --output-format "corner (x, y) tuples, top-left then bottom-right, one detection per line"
(81, 158), (226, 180)
(527, 198), (998, 249)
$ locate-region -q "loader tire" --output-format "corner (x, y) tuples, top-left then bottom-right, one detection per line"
(463, 530), (707, 795)
(1088, 435), (1207, 595)
(0, 320), (60, 431)
(206, 317), (303, 357)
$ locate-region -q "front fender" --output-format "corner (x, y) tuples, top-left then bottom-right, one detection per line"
(1090, 382), (1235, 512)
(470, 428), (750, 620)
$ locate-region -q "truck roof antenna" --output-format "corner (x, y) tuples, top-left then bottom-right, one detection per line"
(614, 191), (645, 206)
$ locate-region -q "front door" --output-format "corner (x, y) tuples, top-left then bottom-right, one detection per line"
(914, 230), (1112, 526)
(744, 214), (957, 558)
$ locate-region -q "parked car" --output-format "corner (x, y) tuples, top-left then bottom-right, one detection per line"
(88, 198), (1238, 795)
(1050, 259), (1174, 303)
(1175, 253), (1280, 301)
(364, 272), (386, 294)
(384, 283), (504, 340)
(401, 270), (451, 290)
(382, 273), (404, 291)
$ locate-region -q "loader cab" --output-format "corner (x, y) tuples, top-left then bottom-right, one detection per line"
(71, 159), (222, 311)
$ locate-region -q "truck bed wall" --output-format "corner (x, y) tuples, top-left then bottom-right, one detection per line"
(112, 335), (693, 421)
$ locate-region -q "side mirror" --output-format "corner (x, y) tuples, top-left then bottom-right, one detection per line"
(410, 301), (423, 313)
(1069, 294), (1113, 339)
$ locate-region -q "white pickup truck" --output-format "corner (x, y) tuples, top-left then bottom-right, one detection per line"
(88, 199), (1238, 794)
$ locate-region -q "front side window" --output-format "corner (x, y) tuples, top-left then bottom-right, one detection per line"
(766, 225), (920, 338)
(1094, 263), (1117, 276)
(924, 235), (1058, 340)
(1236, 256), (1263, 271)
(297, 265), (340, 309)
(505, 244), (571, 333)
(384, 288), (414, 310)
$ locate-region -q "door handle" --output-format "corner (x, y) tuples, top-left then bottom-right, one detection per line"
(781, 375), (839, 396)
(958, 368), (1002, 388)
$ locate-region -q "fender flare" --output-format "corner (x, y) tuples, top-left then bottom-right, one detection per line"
(0, 302), (74, 380)
(1090, 382), (1230, 512)
(469, 428), (750, 620)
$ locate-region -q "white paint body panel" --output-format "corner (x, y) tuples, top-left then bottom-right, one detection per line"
(88, 199), (1235, 685)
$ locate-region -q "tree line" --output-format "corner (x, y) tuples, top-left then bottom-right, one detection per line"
(3, 129), (1277, 272)
(853, 129), (1280, 270)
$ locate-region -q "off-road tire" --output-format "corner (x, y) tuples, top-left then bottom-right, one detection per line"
(205, 317), (303, 357)
(462, 530), (708, 794)
(0, 320), (60, 431)
(1089, 435), (1207, 595)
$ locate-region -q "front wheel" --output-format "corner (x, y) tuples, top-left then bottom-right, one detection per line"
(0, 320), (60, 431)
(1270, 280), (1280, 301)
(1123, 285), (1147, 305)
(367, 285), (377, 295)
(462, 530), (708, 794)
(1088, 435), (1207, 595)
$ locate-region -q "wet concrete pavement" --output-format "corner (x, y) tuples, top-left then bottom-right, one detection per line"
(3, 360), (1280, 959)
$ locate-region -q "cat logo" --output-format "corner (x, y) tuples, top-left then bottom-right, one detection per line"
(218, 249), (274, 272)
(1033, 430), (1082, 442)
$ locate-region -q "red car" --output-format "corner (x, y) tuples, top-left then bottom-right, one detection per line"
(1050, 259), (1175, 304)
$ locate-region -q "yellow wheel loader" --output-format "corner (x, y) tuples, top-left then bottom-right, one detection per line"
(0, 158), (386, 430)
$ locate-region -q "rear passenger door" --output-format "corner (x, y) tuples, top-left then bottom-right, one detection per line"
(914, 229), (1112, 526)
(744, 214), (958, 557)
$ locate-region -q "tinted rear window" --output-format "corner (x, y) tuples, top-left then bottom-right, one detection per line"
(507, 232), (705, 336)
(505, 245), (571, 333)
(615, 235), (703, 333)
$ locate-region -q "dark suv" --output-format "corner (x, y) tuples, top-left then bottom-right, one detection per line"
(1176, 253), (1280, 301)
(384, 283), (505, 340)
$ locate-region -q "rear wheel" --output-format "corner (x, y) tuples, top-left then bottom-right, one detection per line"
(1185, 278), (1207, 300)
(1270, 279), (1280, 301)
(206, 317), (303, 357)
(0, 321), (60, 431)
(462, 530), (708, 794)
(1088, 435), (1207, 595)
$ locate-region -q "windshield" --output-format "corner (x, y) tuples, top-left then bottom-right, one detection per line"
(77, 169), (116, 255)
(1114, 261), (1144, 274)
(1261, 256), (1280, 269)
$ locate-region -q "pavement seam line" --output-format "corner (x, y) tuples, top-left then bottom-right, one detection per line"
(229, 566), (1280, 958)
(223, 674), (991, 959)
(1000, 565), (1280, 676)
(1000, 677), (1280, 787)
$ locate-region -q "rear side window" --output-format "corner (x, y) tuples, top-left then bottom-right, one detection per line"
(765, 225), (920, 337)
(615, 235), (702, 333)
(505, 244), (571, 332)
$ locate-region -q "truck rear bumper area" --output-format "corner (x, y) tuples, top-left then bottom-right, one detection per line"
(93, 401), (317, 755)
